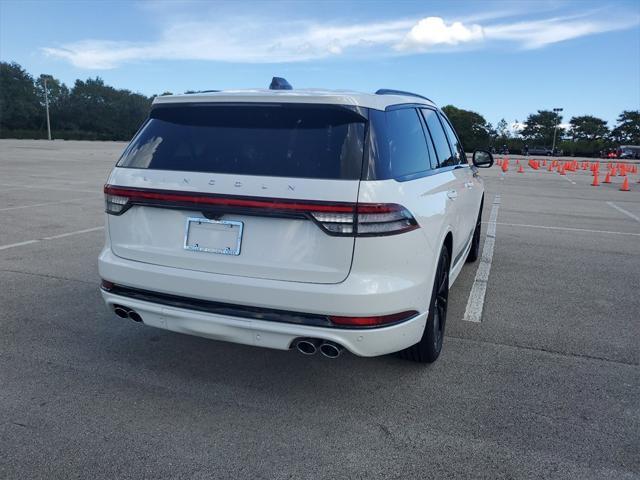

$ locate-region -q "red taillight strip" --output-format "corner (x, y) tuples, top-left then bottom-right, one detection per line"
(328, 310), (419, 327)
(104, 185), (419, 236)
(105, 185), (358, 213)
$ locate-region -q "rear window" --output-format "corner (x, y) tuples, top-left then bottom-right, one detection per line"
(117, 104), (366, 179)
(364, 108), (432, 180)
(421, 109), (455, 167)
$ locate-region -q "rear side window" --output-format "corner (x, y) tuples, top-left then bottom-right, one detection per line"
(118, 104), (366, 180)
(365, 108), (431, 180)
(439, 113), (467, 166)
(421, 108), (454, 167)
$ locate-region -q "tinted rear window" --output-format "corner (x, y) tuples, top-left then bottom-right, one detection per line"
(364, 108), (432, 180)
(117, 104), (366, 179)
(421, 108), (454, 167)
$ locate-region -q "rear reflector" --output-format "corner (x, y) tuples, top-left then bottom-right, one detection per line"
(104, 185), (418, 236)
(328, 310), (419, 326)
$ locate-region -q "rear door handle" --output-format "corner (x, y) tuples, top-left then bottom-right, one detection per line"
(447, 190), (458, 200)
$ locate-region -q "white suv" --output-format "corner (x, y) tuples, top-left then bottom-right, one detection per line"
(99, 79), (493, 363)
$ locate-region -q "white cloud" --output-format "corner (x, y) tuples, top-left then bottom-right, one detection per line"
(511, 121), (526, 133)
(396, 17), (484, 51)
(483, 15), (638, 49)
(42, 10), (640, 69)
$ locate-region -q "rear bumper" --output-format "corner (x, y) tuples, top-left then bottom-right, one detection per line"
(99, 246), (430, 317)
(101, 289), (427, 356)
(98, 245), (432, 356)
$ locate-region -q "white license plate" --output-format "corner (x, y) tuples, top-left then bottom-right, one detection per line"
(184, 217), (243, 255)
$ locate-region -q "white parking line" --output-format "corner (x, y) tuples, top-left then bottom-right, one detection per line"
(489, 222), (640, 237)
(0, 240), (40, 251)
(42, 226), (104, 240)
(606, 201), (640, 224)
(561, 175), (576, 185)
(0, 183), (97, 194)
(0, 226), (104, 251)
(0, 196), (99, 212)
(463, 193), (501, 323)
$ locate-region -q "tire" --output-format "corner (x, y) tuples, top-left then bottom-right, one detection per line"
(466, 207), (482, 263)
(399, 245), (450, 363)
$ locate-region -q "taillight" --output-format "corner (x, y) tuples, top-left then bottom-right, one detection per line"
(356, 204), (418, 236)
(309, 203), (417, 236)
(103, 185), (419, 236)
(105, 189), (129, 214)
(329, 310), (419, 326)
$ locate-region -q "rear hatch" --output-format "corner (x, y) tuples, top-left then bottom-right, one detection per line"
(105, 103), (367, 284)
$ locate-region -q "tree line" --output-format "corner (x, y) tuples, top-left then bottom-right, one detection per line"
(0, 62), (152, 141)
(1, 61), (639, 155)
(442, 106), (639, 157)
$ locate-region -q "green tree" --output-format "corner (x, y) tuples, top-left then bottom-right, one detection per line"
(496, 118), (509, 139)
(611, 110), (640, 144)
(68, 77), (151, 139)
(441, 105), (491, 150)
(520, 110), (563, 146)
(0, 61), (40, 131)
(569, 115), (609, 141)
(35, 74), (71, 131)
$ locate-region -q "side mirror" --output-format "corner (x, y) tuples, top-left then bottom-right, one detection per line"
(472, 149), (494, 168)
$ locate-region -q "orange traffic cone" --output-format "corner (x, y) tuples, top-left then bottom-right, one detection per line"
(591, 172), (600, 186)
(547, 163), (553, 171)
(620, 176), (630, 191)
(502, 161), (509, 173)
(542, 159), (547, 167)
(518, 164), (524, 173)
(603, 172), (611, 183)
(559, 166), (566, 175)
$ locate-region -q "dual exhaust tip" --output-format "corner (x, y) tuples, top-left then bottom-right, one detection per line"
(113, 305), (142, 323)
(114, 307), (340, 358)
(295, 338), (343, 359)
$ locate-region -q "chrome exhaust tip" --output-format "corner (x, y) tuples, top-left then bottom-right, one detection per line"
(319, 341), (343, 359)
(295, 338), (321, 356)
(113, 305), (129, 319)
(128, 310), (143, 323)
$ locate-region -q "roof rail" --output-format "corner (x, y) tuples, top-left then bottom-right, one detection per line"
(375, 89), (433, 103)
(184, 90), (220, 94)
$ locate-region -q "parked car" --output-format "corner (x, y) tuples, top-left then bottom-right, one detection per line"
(99, 79), (493, 364)
(527, 146), (554, 156)
(618, 145), (640, 159)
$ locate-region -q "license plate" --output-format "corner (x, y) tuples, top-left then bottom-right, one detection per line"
(184, 217), (243, 256)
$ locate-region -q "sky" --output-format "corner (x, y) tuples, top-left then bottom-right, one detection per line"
(1, 0), (639, 128)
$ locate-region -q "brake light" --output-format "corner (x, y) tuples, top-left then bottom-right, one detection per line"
(357, 204), (418, 236)
(103, 185), (418, 236)
(329, 310), (419, 326)
(309, 203), (417, 236)
(105, 190), (129, 214)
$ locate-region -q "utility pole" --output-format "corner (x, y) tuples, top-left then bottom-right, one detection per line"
(552, 107), (563, 154)
(44, 77), (52, 140)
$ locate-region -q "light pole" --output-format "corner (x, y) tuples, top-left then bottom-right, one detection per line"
(43, 77), (52, 140)
(552, 107), (563, 154)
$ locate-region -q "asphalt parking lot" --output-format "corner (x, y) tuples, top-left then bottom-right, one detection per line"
(1, 139), (639, 479)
